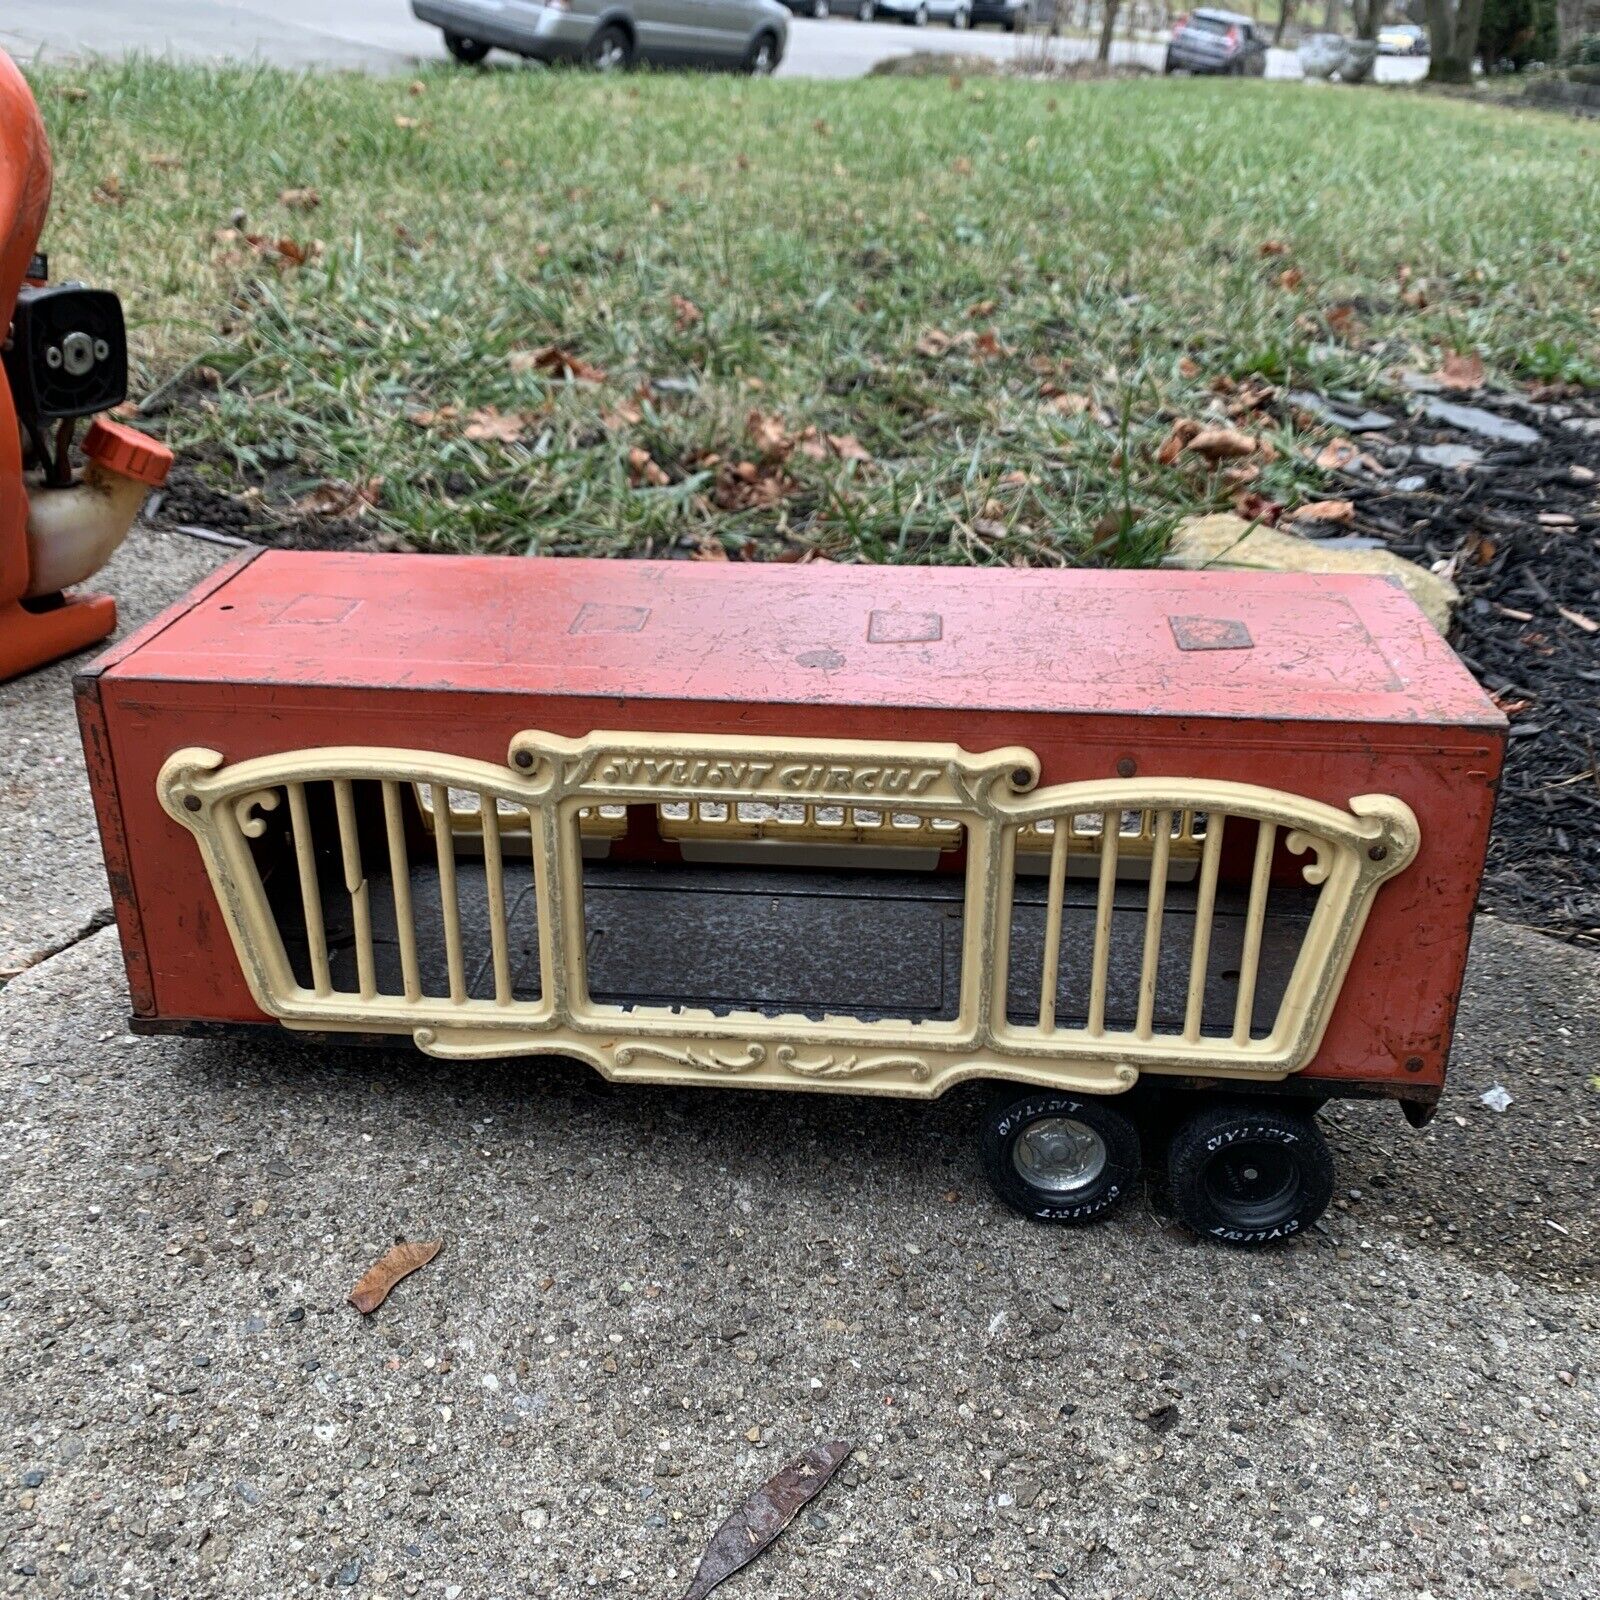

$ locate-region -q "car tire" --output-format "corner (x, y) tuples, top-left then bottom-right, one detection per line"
(811, 0), (830, 15)
(1163, 47), (1175, 72)
(443, 32), (491, 64)
(979, 1088), (1142, 1226)
(743, 29), (780, 72)
(950, 5), (970, 25)
(583, 22), (633, 70)
(905, 2), (929, 23)
(857, 0), (876, 16)
(1166, 1102), (1334, 1247)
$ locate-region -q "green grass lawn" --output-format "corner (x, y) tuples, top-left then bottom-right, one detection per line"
(28, 62), (1600, 563)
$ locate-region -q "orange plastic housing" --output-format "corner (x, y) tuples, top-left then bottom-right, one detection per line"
(78, 551), (1503, 1114)
(1, 47), (52, 610)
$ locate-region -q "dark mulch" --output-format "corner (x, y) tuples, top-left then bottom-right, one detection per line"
(147, 390), (1600, 945)
(1304, 387), (1600, 946)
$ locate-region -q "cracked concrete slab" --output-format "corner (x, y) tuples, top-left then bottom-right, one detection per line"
(0, 916), (1594, 1597)
(0, 525), (229, 979)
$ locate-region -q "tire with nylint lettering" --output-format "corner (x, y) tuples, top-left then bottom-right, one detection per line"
(1166, 1102), (1334, 1247)
(979, 1089), (1141, 1226)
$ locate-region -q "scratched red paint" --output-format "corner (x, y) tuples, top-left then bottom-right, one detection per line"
(76, 551), (1504, 1101)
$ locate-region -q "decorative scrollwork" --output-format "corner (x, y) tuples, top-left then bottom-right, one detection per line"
(232, 788), (281, 839)
(614, 1041), (768, 1074)
(773, 1045), (932, 1082)
(1285, 829), (1334, 886)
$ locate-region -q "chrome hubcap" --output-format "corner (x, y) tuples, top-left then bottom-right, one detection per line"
(1012, 1117), (1107, 1195)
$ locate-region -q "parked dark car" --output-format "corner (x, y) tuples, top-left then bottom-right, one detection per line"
(1164, 9), (1269, 74)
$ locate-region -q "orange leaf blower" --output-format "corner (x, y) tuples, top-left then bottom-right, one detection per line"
(2, 48), (173, 682)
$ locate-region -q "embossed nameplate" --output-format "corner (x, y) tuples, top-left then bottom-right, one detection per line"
(507, 731), (1040, 812)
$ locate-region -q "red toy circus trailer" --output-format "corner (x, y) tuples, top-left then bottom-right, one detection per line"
(77, 551), (1503, 1245)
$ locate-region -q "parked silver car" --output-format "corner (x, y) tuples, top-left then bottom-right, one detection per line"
(414, 0), (789, 71)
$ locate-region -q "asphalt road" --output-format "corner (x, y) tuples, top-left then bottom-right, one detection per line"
(2, 0), (1432, 81)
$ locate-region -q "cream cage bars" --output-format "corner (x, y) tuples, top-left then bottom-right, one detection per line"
(159, 730), (1419, 1099)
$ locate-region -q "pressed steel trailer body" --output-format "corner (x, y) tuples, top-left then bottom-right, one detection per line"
(78, 551), (1504, 1245)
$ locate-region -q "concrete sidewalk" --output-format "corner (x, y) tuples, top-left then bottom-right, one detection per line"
(0, 526), (226, 980)
(0, 528), (1595, 1599)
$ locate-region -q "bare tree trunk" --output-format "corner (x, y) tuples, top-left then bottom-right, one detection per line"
(1274, 0), (1297, 41)
(1323, 0), (1340, 30)
(1353, 0), (1382, 36)
(1098, 0), (1121, 58)
(1425, 0), (1486, 79)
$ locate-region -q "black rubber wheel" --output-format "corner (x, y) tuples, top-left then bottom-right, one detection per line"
(444, 32), (491, 64)
(583, 23), (634, 70)
(1167, 1103), (1334, 1247)
(742, 29), (780, 73)
(979, 1089), (1141, 1225)
(904, 3), (929, 23)
(857, 0), (876, 16)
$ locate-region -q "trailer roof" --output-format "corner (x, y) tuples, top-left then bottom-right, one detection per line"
(102, 550), (1503, 728)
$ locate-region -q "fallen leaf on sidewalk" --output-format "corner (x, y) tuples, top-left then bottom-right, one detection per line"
(349, 1239), (442, 1315)
(681, 1440), (852, 1600)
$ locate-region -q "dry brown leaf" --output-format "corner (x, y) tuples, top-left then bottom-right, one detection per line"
(407, 404), (460, 428)
(1048, 392), (1095, 418)
(92, 174), (125, 206)
(57, 85), (91, 102)
(513, 346), (606, 384)
(1291, 498), (1356, 525)
(690, 532), (730, 561)
(349, 1239), (442, 1315)
(1277, 267), (1305, 291)
(1233, 491), (1283, 525)
(1155, 418), (1202, 465)
(1325, 303), (1358, 336)
(915, 328), (953, 358)
(671, 294), (703, 330)
(463, 406), (531, 443)
(1177, 356), (1201, 380)
(144, 152), (184, 170)
(827, 433), (871, 462)
(746, 409), (792, 461)
(1221, 462), (1261, 487)
(967, 299), (997, 319)
(627, 447), (671, 488)
(602, 394), (646, 431)
(1434, 351), (1484, 392)
(394, 114), (420, 130)
(408, 78), (428, 95)
(1187, 426), (1261, 462)
(293, 477), (384, 520)
(1258, 240), (1289, 258)
(952, 157), (974, 176)
(280, 186), (321, 211)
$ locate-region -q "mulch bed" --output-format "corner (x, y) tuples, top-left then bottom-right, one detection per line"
(1305, 387), (1600, 946)
(148, 389), (1600, 946)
